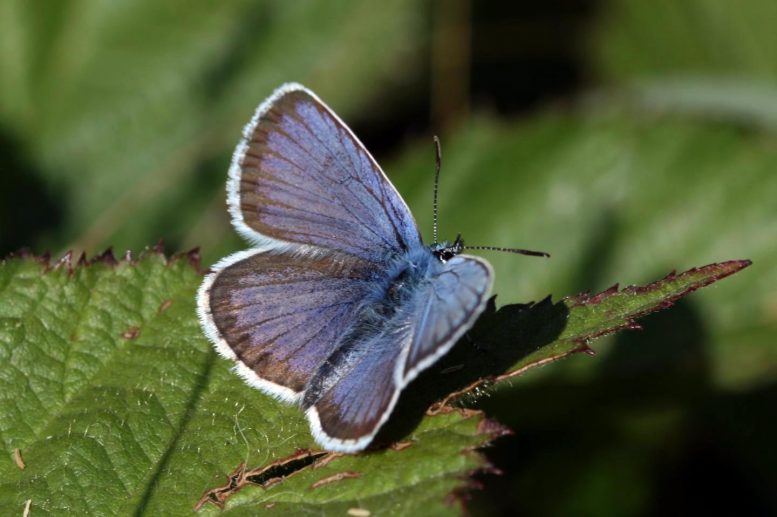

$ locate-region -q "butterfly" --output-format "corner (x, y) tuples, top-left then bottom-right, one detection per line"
(197, 83), (547, 452)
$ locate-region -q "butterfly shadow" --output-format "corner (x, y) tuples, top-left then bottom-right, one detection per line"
(374, 295), (569, 448)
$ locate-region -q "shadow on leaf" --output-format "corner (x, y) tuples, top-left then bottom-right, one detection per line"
(374, 295), (569, 447)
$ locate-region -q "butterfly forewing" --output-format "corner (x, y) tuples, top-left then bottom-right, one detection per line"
(232, 85), (421, 261)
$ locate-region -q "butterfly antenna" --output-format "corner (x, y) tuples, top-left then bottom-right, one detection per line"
(464, 245), (550, 258)
(432, 136), (442, 245)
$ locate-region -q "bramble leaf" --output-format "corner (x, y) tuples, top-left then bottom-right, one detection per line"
(0, 252), (500, 515)
(398, 261), (751, 414)
(0, 250), (750, 514)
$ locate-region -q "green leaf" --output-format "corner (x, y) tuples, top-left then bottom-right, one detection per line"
(403, 261), (751, 413)
(592, 0), (777, 81)
(0, 253), (498, 515)
(591, 0), (777, 131)
(0, 249), (750, 514)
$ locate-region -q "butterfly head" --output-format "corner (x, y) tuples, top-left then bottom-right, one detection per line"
(431, 234), (464, 263)
(426, 136), (549, 263)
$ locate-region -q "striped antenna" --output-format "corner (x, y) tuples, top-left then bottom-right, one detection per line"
(432, 136), (442, 244)
(464, 245), (550, 258)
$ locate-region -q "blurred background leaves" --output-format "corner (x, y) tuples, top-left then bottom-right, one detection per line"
(1, 0), (774, 515)
(0, 0), (424, 258)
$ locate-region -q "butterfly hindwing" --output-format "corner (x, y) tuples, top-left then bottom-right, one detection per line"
(230, 83), (421, 261)
(306, 324), (409, 451)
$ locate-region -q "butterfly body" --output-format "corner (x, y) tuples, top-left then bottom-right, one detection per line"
(301, 242), (453, 407)
(198, 83), (493, 452)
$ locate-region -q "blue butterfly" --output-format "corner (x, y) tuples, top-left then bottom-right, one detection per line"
(197, 83), (546, 452)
